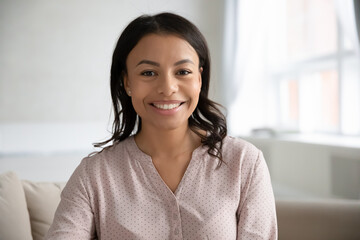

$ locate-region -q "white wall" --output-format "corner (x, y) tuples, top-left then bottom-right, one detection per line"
(0, 0), (225, 181)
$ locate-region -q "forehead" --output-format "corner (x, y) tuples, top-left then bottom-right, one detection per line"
(126, 33), (199, 66)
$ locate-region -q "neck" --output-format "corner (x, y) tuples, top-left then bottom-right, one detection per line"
(134, 125), (201, 159)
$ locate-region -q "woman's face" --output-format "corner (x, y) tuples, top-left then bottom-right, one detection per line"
(124, 33), (202, 132)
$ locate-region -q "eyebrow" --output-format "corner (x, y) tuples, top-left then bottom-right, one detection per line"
(174, 59), (195, 66)
(136, 60), (160, 67)
(136, 59), (194, 67)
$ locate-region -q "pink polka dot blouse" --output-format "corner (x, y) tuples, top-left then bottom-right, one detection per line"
(46, 136), (277, 239)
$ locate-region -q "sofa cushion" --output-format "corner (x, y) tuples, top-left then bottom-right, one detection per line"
(0, 171), (33, 240)
(22, 180), (66, 240)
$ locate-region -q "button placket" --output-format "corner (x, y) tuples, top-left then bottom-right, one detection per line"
(170, 198), (183, 239)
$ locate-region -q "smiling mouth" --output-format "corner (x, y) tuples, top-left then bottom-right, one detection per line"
(151, 102), (184, 110)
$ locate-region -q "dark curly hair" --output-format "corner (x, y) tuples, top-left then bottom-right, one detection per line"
(95, 12), (227, 166)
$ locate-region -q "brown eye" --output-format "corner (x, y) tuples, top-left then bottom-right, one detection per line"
(177, 70), (191, 75)
(141, 71), (156, 76)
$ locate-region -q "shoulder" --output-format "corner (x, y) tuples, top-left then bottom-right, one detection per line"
(220, 135), (264, 173)
(85, 137), (134, 165)
(72, 137), (135, 180)
(221, 136), (271, 191)
(222, 135), (261, 159)
(63, 137), (136, 195)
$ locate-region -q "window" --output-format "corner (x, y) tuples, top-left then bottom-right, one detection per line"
(266, 0), (360, 135)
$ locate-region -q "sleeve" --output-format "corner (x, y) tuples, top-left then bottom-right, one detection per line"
(45, 158), (97, 240)
(236, 150), (278, 240)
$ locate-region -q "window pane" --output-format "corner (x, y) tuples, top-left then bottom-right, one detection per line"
(298, 73), (322, 132)
(341, 56), (360, 135)
(321, 70), (339, 130)
(287, 0), (337, 61)
(298, 70), (339, 133)
(279, 79), (299, 129)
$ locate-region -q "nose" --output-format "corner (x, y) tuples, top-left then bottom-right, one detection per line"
(157, 73), (178, 96)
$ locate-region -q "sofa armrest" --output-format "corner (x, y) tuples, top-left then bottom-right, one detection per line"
(276, 198), (360, 240)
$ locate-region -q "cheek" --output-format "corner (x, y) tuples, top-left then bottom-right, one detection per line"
(129, 82), (153, 113)
(130, 81), (149, 99)
(131, 96), (146, 118)
(191, 81), (202, 96)
(131, 89), (146, 106)
(195, 74), (202, 94)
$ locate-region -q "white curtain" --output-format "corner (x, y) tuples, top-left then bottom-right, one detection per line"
(222, 0), (271, 135)
(335, 0), (360, 54)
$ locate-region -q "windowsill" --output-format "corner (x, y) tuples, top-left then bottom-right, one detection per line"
(240, 132), (360, 149)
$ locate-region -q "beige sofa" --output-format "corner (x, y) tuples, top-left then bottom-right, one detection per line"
(1, 171), (360, 240)
(0, 172), (65, 240)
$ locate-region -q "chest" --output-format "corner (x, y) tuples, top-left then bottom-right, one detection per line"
(151, 155), (192, 193)
(92, 147), (242, 239)
(95, 186), (239, 240)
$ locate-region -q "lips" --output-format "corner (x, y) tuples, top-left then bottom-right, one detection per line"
(150, 101), (185, 110)
(153, 103), (181, 110)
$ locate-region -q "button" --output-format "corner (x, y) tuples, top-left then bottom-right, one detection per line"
(174, 228), (179, 235)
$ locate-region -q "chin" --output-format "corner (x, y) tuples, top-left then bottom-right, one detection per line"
(154, 121), (188, 131)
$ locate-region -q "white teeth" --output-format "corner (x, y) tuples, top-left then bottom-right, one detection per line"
(153, 103), (181, 110)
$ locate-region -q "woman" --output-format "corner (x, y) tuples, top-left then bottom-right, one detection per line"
(46, 12), (277, 239)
